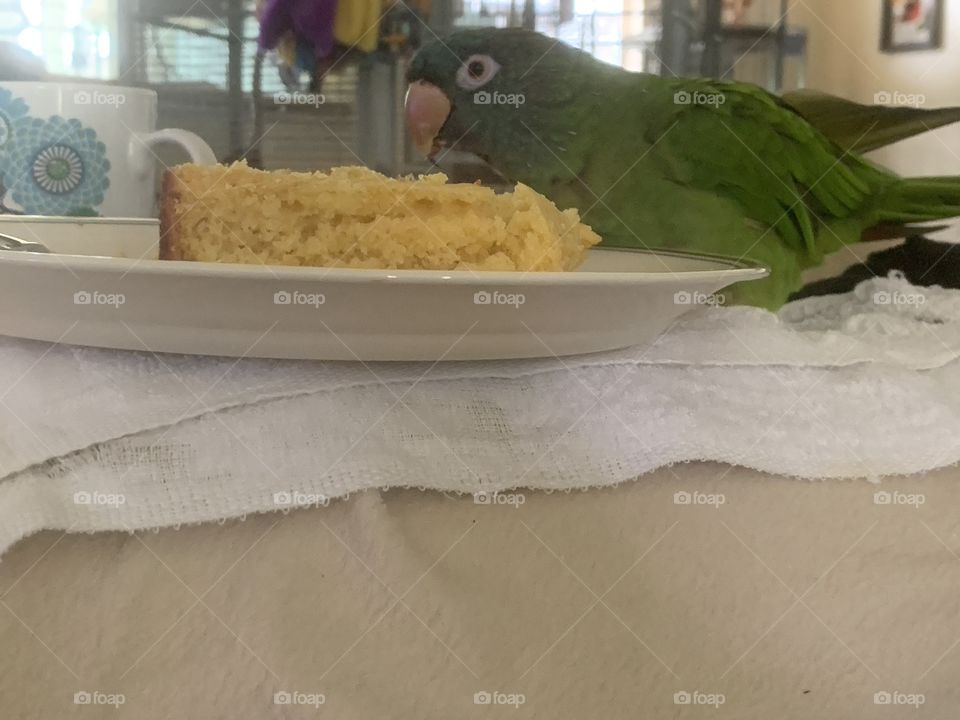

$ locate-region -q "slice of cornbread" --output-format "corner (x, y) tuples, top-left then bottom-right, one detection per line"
(160, 162), (600, 271)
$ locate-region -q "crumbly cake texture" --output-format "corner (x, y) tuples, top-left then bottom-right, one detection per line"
(159, 162), (600, 271)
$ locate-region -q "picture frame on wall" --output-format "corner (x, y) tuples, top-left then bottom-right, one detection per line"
(882, 0), (944, 52)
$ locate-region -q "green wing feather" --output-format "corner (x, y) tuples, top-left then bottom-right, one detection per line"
(653, 79), (885, 251)
(783, 89), (960, 153)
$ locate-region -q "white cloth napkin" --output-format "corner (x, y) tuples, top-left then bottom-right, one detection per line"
(1, 273), (959, 556)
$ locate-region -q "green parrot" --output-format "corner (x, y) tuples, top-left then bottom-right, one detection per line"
(404, 28), (960, 309)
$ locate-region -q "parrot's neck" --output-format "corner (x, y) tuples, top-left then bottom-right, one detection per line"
(477, 71), (655, 194)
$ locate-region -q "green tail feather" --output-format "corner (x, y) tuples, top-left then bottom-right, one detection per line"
(877, 176), (960, 223)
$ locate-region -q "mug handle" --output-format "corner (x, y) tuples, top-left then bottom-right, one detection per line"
(135, 128), (218, 168)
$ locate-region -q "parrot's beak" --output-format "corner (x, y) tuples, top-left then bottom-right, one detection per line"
(405, 80), (452, 158)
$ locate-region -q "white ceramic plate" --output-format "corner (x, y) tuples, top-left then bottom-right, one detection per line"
(0, 215), (158, 258)
(0, 221), (767, 360)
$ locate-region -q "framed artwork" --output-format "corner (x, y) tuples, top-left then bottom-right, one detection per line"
(882, 0), (944, 52)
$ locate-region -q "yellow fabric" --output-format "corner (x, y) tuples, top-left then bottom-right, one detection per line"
(277, 35), (298, 67)
(334, 0), (383, 52)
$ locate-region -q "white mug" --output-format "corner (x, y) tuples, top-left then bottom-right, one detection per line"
(0, 82), (216, 218)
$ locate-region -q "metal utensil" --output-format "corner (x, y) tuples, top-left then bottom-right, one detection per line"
(0, 232), (51, 253)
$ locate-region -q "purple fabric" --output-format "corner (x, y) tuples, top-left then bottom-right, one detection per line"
(258, 0), (338, 59)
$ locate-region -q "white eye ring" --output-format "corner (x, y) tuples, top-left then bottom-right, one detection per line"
(456, 54), (501, 90)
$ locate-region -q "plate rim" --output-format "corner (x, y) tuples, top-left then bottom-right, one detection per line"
(0, 215), (159, 227)
(0, 245), (769, 285)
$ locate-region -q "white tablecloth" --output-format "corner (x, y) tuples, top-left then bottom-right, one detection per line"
(1, 274), (958, 556)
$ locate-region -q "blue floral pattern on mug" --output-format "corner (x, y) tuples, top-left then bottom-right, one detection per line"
(0, 87), (29, 154)
(2, 115), (111, 216)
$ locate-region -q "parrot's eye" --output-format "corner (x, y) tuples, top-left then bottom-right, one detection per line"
(456, 54), (500, 90)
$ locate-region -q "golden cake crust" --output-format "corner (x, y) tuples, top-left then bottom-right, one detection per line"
(158, 170), (183, 261)
(159, 162), (601, 271)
